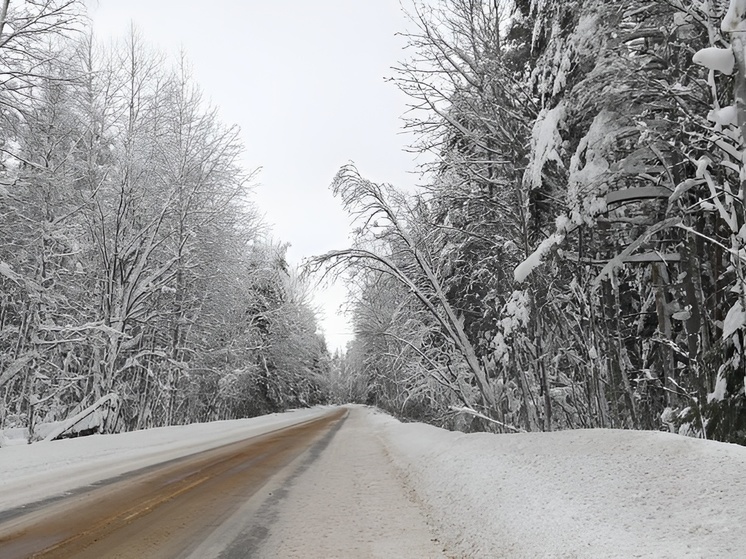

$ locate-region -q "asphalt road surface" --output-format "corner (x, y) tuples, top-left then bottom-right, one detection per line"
(0, 407), (445, 558)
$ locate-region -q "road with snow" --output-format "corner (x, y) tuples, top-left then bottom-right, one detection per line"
(3, 405), (746, 558)
(0, 407), (444, 558)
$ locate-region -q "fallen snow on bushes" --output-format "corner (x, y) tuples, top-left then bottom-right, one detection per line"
(370, 408), (746, 558)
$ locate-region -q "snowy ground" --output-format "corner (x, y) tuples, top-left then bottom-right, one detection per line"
(369, 408), (746, 558)
(3, 405), (746, 558)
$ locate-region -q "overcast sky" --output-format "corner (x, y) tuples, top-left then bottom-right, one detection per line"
(85, 0), (424, 352)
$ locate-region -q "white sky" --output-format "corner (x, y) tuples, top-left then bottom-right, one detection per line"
(85, 0), (424, 352)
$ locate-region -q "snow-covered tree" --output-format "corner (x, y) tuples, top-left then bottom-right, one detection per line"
(0, 10), (331, 439)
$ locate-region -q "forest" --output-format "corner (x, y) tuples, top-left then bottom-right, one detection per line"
(3, 0), (746, 446)
(322, 0), (746, 444)
(0, 0), (330, 440)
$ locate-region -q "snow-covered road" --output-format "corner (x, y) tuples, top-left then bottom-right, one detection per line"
(1, 409), (352, 558)
(0, 407), (444, 558)
(250, 406), (445, 558)
(4, 405), (746, 558)
(0, 407), (332, 514)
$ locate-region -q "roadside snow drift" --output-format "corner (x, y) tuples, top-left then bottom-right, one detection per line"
(370, 409), (746, 558)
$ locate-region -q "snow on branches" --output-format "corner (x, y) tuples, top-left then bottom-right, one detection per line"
(524, 102), (565, 191)
(692, 47), (735, 75)
(515, 109), (615, 283)
(693, 0), (746, 344)
(722, 0), (746, 32)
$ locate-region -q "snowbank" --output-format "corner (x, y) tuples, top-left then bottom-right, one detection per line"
(0, 408), (328, 513)
(370, 409), (746, 558)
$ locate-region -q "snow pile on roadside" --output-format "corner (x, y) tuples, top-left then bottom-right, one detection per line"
(0, 408), (327, 513)
(370, 408), (746, 558)
(0, 427), (28, 447)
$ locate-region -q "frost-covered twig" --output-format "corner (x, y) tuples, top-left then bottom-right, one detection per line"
(448, 405), (525, 433)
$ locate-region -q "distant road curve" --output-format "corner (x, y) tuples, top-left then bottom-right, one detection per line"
(0, 408), (347, 559)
